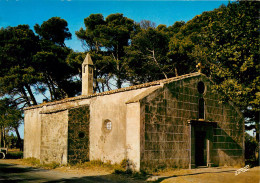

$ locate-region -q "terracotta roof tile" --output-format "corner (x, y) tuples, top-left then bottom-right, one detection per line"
(24, 72), (201, 110)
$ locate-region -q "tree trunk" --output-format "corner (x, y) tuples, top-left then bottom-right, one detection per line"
(14, 127), (22, 151)
(46, 76), (54, 101)
(24, 84), (37, 105)
(116, 60), (122, 89)
(149, 49), (168, 79)
(48, 75), (59, 100)
(117, 77), (122, 89)
(21, 87), (31, 107)
(3, 127), (5, 148)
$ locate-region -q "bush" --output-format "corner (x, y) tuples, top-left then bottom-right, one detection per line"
(114, 159), (133, 174)
(22, 158), (61, 169)
(73, 159), (115, 169)
(23, 157), (40, 166)
(6, 151), (23, 159)
(42, 161), (60, 169)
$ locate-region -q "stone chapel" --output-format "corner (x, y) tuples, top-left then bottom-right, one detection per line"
(24, 54), (244, 171)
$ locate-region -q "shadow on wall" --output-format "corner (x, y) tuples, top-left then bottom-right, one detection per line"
(212, 124), (244, 167)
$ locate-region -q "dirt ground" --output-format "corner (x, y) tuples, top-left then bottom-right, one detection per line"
(148, 166), (260, 183)
(0, 159), (259, 183)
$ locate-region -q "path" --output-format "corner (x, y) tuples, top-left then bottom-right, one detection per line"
(0, 159), (259, 183)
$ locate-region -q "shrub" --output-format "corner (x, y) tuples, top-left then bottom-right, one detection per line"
(42, 161), (60, 169)
(6, 151), (23, 159)
(23, 157), (40, 166)
(22, 158), (60, 169)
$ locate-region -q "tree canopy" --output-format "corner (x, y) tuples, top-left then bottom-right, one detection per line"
(0, 98), (22, 148)
(75, 13), (136, 89)
(34, 17), (72, 47)
(0, 17), (77, 141)
(167, 1), (259, 139)
(0, 1), (259, 141)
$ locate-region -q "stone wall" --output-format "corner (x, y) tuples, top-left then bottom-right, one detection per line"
(203, 79), (244, 166)
(140, 75), (244, 170)
(140, 78), (195, 170)
(68, 106), (90, 164)
(40, 110), (68, 164)
(211, 104), (244, 166)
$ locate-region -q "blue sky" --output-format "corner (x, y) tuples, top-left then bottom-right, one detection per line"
(0, 0), (230, 52)
(0, 0), (230, 138)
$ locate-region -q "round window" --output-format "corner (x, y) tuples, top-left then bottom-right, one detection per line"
(197, 81), (205, 94)
(78, 132), (85, 138)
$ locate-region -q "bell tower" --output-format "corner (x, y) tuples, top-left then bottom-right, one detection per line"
(82, 53), (93, 95)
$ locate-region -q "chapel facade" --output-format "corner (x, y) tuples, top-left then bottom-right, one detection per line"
(24, 54), (244, 171)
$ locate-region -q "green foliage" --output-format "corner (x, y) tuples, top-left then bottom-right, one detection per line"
(113, 159), (138, 175)
(74, 160), (115, 169)
(0, 98), (22, 128)
(23, 157), (41, 166)
(0, 17), (79, 108)
(34, 17), (72, 46)
(125, 27), (171, 84)
(72, 159), (146, 178)
(33, 17), (80, 99)
(6, 151), (23, 159)
(0, 2), (258, 144)
(23, 158), (60, 169)
(42, 161), (60, 169)
(168, 1), (259, 137)
(0, 25), (40, 105)
(0, 98), (23, 148)
(76, 13), (136, 89)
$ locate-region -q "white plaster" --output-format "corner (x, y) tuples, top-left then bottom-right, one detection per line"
(23, 108), (41, 159)
(126, 102), (141, 171)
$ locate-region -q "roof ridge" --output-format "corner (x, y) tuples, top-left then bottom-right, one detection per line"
(24, 72), (201, 110)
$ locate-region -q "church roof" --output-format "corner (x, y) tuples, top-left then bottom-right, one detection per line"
(25, 72), (201, 110)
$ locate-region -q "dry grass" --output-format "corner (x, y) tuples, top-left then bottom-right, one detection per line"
(22, 158), (60, 169)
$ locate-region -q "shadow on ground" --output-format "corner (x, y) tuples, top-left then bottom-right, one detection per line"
(1, 162), (258, 183)
(0, 163), (146, 183)
(152, 169), (235, 183)
(0, 163), (50, 183)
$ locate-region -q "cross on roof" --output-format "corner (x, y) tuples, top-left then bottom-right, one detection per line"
(196, 62), (204, 73)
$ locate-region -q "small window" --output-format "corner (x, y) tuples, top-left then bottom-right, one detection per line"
(103, 119), (112, 132)
(78, 132), (85, 138)
(83, 65), (87, 73)
(106, 121), (112, 130)
(199, 98), (205, 119)
(89, 66), (93, 74)
(197, 81), (205, 94)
